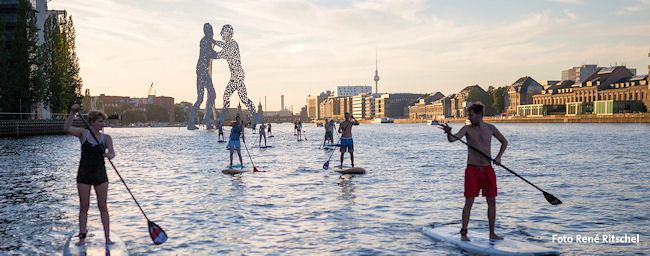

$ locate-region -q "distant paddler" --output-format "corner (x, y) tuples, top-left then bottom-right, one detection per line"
(439, 102), (508, 242)
(258, 121), (267, 146)
(293, 120), (298, 135)
(228, 115), (245, 168)
(216, 120), (225, 141)
(338, 112), (359, 168)
(296, 121), (303, 141)
(64, 104), (116, 246)
(323, 119), (333, 146)
(327, 119), (336, 145)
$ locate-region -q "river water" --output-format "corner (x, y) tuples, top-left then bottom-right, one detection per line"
(1, 123), (648, 255)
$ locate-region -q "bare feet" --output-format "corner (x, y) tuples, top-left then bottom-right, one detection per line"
(75, 239), (85, 246)
(75, 231), (87, 246)
(460, 228), (470, 241)
(490, 233), (504, 240)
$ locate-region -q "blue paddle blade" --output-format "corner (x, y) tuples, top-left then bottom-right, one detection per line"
(148, 220), (168, 245)
(323, 161), (329, 170)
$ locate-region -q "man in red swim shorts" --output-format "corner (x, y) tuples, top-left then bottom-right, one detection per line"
(440, 102), (508, 242)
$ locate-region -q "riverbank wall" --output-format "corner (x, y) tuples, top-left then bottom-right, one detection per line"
(0, 120), (84, 137)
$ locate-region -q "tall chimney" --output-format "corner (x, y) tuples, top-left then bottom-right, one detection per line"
(281, 95), (285, 111)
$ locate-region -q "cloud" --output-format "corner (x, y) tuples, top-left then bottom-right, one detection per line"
(545, 0), (583, 4)
(617, 0), (650, 14)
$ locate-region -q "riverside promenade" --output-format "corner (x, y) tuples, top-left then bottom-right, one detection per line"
(358, 113), (650, 124)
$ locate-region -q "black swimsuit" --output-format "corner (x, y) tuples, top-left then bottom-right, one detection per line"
(77, 131), (108, 186)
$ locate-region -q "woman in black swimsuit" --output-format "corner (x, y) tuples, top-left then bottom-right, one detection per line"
(64, 104), (116, 246)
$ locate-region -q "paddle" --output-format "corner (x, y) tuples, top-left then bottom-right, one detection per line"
(439, 125), (562, 205)
(319, 135), (325, 149)
(323, 137), (342, 170)
(242, 137), (260, 172)
(77, 113), (168, 245)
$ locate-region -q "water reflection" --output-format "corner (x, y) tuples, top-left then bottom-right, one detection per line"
(336, 175), (357, 201)
(1, 124), (649, 255)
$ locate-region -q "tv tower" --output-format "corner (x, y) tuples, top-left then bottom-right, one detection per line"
(374, 49), (380, 94)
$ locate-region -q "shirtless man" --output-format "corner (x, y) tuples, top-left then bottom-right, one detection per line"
(440, 103), (507, 242)
(338, 112), (359, 168)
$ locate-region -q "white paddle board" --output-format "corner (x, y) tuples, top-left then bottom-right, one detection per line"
(422, 223), (558, 256)
(63, 230), (128, 256)
(334, 167), (366, 174)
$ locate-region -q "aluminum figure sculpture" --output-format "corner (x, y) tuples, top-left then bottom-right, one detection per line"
(214, 24), (261, 127)
(188, 23), (219, 130)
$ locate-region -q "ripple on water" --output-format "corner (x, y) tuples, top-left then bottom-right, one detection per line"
(1, 124), (649, 255)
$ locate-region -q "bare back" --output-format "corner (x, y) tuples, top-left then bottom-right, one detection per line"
(339, 120), (358, 138)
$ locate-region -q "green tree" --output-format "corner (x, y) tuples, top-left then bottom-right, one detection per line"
(62, 14), (82, 112)
(146, 104), (170, 122)
(173, 104), (187, 122)
(467, 86), (494, 115)
(2, 0), (45, 115)
(488, 86), (508, 115)
(104, 104), (131, 117)
(41, 11), (82, 114)
(0, 18), (8, 111)
(121, 109), (145, 124)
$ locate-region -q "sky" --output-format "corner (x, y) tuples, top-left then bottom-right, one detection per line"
(48, 0), (650, 113)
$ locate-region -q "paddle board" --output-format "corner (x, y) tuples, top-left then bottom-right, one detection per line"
(334, 167), (366, 174)
(258, 145), (273, 148)
(217, 140), (226, 143)
(323, 146), (335, 150)
(326, 144), (341, 147)
(63, 230), (128, 256)
(222, 165), (247, 174)
(422, 223), (558, 256)
(268, 135), (274, 138)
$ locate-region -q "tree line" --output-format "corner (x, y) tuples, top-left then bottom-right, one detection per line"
(0, 0), (81, 116)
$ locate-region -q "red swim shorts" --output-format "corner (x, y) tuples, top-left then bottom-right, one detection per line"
(464, 165), (497, 197)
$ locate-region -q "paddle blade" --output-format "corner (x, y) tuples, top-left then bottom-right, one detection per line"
(543, 191), (562, 205)
(253, 167), (260, 172)
(148, 220), (168, 245)
(323, 161), (329, 170)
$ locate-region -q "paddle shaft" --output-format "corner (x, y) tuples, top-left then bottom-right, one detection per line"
(242, 135), (257, 170)
(443, 129), (548, 194)
(325, 137), (342, 163)
(78, 114), (151, 221)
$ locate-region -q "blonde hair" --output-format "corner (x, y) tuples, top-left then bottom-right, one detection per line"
(88, 110), (108, 124)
